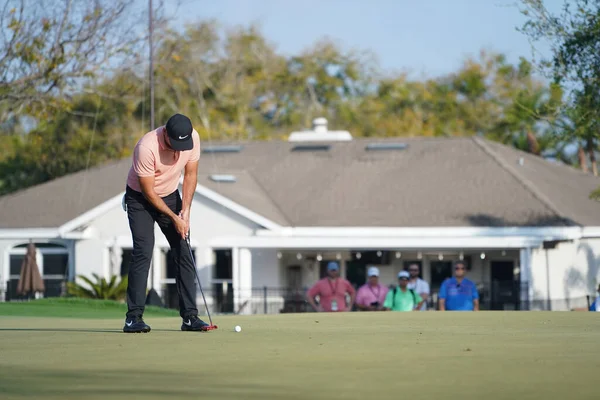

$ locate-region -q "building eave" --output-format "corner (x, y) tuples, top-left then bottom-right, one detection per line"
(209, 235), (545, 250)
(256, 226), (585, 241)
(0, 228), (90, 240)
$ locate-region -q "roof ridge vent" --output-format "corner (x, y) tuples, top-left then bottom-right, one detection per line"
(288, 117), (352, 142)
(209, 174), (236, 183)
(202, 145), (243, 153)
(365, 142), (408, 151)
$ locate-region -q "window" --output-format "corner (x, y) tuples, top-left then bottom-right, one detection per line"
(214, 250), (232, 279)
(212, 249), (233, 313)
(6, 242), (69, 300)
(43, 254), (69, 276)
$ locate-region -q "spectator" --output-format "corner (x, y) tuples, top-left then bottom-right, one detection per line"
(355, 266), (389, 311)
(383, 271), (424, 311)
(438, 260), (479, 311)
(406, 263), (430, 311)
(306, 262), (356, 312)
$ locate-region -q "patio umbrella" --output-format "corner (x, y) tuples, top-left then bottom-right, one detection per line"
(16, 243), (45, 297)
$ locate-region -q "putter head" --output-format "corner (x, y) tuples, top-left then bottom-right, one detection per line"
(203, 324), (218, 331)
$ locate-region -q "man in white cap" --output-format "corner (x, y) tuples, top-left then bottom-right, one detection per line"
(383, 271), (425, 311)
(355, 266), (389, 311)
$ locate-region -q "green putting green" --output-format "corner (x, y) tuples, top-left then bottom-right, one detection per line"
(0, 310), (598, 400)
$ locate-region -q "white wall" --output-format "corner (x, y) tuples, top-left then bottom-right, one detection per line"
(251, 249), (280, 288)
(189, 192), (259, 291)
(65, 188), (262, 314)
(530, 238), (600, 310)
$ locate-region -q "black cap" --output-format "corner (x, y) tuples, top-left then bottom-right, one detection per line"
(165, 114), (194, 151)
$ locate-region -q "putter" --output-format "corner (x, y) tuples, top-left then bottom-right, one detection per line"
(185, 233), (218, 331)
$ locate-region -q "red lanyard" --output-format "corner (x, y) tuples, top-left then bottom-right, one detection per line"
(328, 278), (339, 295)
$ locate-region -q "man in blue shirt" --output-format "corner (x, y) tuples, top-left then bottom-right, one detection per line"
(438, 260), (479, 311)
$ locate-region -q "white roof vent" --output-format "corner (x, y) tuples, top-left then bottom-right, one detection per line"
(209, 174), (236, 183)
(288, 117), (353, 142)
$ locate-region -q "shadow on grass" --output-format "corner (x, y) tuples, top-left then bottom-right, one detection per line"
(0, 328), (122, 334)
(0, 328), (204, 333)
(0, 366), (303, 400)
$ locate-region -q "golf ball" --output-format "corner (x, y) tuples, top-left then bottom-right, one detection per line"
(234, 325), (241, 332)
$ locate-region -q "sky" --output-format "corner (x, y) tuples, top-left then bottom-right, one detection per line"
(165, 0), (564, 80)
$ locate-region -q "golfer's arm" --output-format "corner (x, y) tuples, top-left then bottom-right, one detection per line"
(138, 175), (178, 220)
(181, 160), (198, 213)
(473, 299), (479, 311)
(439, 298), (446, 311)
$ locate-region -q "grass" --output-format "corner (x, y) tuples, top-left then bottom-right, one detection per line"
(0, 309), (599, 400)
(0, 297), (179, 318)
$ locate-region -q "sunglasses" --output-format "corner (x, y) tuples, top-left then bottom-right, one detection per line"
(399, 277), (409, 280)
(409, 269), (418, 272)
(455, 266), (465, 270)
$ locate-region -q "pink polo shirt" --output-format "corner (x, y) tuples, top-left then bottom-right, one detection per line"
(307, 277), (356, 312)
(126, 126), (200, 197)
(355, 283), (389, 308)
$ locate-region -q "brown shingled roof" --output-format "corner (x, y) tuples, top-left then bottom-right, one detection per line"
(1, 136), (598, 229)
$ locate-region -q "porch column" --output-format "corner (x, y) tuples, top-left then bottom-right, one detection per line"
(233, 247), (252, 315)
(519, 248), (533, 310)
(68, 240), (76, 281)
(152, 247), (162, 293)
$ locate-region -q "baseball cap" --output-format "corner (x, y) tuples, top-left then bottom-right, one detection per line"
(367, 266), (379, 277)
(327, 262), (339, 271)
(165, 113), (194, 151)
(398, 270), (410, 279)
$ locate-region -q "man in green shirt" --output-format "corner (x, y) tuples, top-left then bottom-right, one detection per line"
(383, 271), (425, 311)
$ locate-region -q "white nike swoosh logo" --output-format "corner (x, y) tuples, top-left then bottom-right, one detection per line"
(178, 135), (189, 139)
(126, 321), (133, 327)
(184, 320), (192, 326)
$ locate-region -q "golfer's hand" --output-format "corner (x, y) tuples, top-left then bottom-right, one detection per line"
(172, 215), (188, 239)
(179, 209), (190, 224)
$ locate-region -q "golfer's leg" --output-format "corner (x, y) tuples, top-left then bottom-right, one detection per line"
(156, 191), (198, 319)
(125, 190), (155, 320)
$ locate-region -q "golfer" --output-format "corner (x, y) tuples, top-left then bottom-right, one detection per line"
(122, 113), (209, 333)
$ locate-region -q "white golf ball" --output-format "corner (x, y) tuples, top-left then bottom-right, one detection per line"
(234, 325), (241, 332)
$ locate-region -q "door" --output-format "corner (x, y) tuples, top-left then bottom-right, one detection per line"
(491, 261), (517, 310)
(282, 265), (305, 313)
(212, 249), (233, 313)
(344, 261), (366, 289)
(286, 265), (302, 290)
(430, 261), (452, 292)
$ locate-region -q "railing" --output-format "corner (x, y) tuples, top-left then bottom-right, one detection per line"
(3, 280), (596, 313)
(156, 281), (597, 314)
(3, 279), (66, 302)
(158, 286), (310, 315)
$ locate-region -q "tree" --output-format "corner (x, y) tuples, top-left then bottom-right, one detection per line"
(0, 73), (143, 194)
(0, 0), (162, 120)
(519, 0), (600, 177)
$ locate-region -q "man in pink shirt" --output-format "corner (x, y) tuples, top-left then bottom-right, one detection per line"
(355, 266), (389, 311)
(306, 262), (356, 312)
(122, 113), (209, 333)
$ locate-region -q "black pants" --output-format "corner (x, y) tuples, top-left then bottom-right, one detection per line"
(124, 185), (198, 320)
